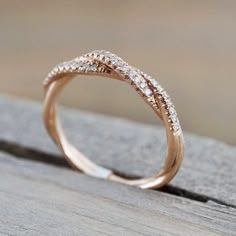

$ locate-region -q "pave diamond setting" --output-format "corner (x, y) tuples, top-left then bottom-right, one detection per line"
(44, 50), (181, 134)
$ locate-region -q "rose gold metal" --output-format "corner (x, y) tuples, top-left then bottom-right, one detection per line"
(43, 50), (184, 189)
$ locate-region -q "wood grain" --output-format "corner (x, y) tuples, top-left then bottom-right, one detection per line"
(1, 151), (235, 236)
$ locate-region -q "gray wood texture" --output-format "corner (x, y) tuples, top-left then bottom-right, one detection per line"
(0, 95), (235, 235)
(1, 152), (236, 236)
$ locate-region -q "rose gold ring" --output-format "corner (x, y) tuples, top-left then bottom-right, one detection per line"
(43, 50), (184, 189)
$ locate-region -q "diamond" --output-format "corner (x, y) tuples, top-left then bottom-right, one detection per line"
(59, 66), (64, 72)
(165, 98), (172, 106)
(71, 62), (78, 71)
(104, 56), (110, 63)
(129, 70), (137, 77)
(117, 65), (130, 74)
(118, 65), (130, 74)
(172, 122), (180, 132)
(140, 82), (146, 89)
(94, 53), (99, 59)
(111, 58), (119, 66)
(144, 88), (152, 97)
(168, 106), (176, 115)
(155, 84), (163, 92)
(88, 64), (97, 72)
(84, 63), (91, 71)
(111, 56), (117, 62)
(66, 64), (72, 71)
(79, 64), (86, 71)
(98, 54), (104, 60)
(150, 78), (158, 87)
(162, 91), (169, 100)
(128, 70), (138, 81)
(134, 76), (142, 84)
(116, 60), (124, 68)
(170, 114), (178, 123)
(53, 67), (59, 73)
(167, 102), (174, 107)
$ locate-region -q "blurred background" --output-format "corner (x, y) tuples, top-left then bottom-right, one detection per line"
(0, 0), (235, 145)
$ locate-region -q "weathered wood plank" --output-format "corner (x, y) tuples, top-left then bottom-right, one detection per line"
(0, 151), (235, 236)
(0, 95), (235, 206)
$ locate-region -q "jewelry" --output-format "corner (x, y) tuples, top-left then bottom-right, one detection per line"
(43, 50), (184, 189)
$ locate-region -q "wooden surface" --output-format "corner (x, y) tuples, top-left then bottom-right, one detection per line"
(0, 96), (236, 235)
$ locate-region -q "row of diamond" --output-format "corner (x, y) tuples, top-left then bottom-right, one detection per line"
(84, 50), (181, 133)
(142, 73), (180, 132)
(83, 50), (153, 98)
(44, 58), (100, 85)
(44, 50), (180, 133)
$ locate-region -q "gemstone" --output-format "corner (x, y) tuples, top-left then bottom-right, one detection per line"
(169, 106), (176, 115)
(79, 65), (85, 71)
(150, 78), (158, 87)
(116, 60), (124, 68)
(54, 67), (59, 73)
(88, 64), (97, 72)
(170, 114), (178, 123)
(105, 57), (110, 63)
(156, 84), (164, 92)
(165, 98), (172, 106)
(98, 54), (104, 60)
(172, 123), (180, 132)
(144, 88), (152, 97)
(129, 70), (137, 77)
(162, 91), (169, 100)
(128, 70), (138, 80)
(111, 58), (119, 66)
(59, 66), (64, 72)
(134, 76), (143, 84)
(120, 65), (130, 74)
(140, 82), (146, 89)
(71, 62), (78, 70)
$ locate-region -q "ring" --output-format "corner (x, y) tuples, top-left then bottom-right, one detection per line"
(43, 50), (184, 189)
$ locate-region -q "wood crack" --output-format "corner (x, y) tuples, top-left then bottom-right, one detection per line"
(0, 139), (235, 210)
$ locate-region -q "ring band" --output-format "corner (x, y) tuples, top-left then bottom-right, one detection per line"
(43, 50), (184, 189)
